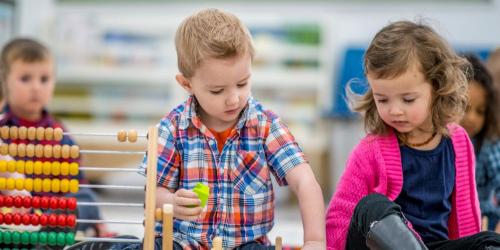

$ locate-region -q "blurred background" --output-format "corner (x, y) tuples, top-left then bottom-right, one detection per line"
(1, 0), (499, 245)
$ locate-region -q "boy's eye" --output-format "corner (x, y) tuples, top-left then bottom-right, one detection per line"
(41, 75), (49, 83)
(209, 89), (223, 95)
(237, 82), (247, 88)
(20, 75), (31, 82)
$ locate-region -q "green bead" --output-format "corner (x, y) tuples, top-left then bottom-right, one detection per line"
(0, 231), (3, 242)
(65, 232), (75, 245)
(21, 231), (30, 245)
(39, 232), (47, 244)
(12, 231), (21, 244)
(47, 232), (57, 246)
(3, 231), (12, 244)
(57, 232), (66, 246)
(29, 232), (39, 245)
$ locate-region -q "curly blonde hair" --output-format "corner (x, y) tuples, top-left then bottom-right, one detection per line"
(175, 8), (255, 78)
(350, 21), (470, 136)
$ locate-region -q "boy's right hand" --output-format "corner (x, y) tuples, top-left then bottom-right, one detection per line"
(173, 188), (202, 221)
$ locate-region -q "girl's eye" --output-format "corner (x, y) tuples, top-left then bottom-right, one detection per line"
(376, 99), (388, 104)
(237, 82), (247, 88)
(403, 99), (415, 103)
(41, 75), (50, 83)
(210, 89), (223, 95)
(20, 75), (31, 82)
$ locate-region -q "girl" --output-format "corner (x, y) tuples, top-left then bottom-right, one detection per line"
(326, 21), (500, 250)
(461, 54), (500, 232)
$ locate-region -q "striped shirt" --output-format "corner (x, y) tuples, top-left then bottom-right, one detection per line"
(140, 96), (306, 249)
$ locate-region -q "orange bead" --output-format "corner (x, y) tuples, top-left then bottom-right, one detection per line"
(53, 128), (64, 141)
(9, 126), (18, 140)
(70, 145), (79, 159)
(26, 144), (35, 157)
(8, 143), (17, 157)
(44, 127), (54, 141)
(18, 126), (27, 140)
(52, 145), (61, 158)
(35, 144), (44, 158)
(17, 143), (26, 157)
(117, 130), (127, 142)
(0, 126), (9, 139)
(128, 130), (138, 143)
(43, 145), (52, 158)
(27, 127), (36, 140)
(69, 179), (79, 193)
(36, 127), (45, 141)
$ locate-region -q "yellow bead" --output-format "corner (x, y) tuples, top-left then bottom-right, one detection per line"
(33, 161), (43, 175)
(51, 178), (60, 193)
(15, 160), (25, 174)
(24, 178), (33, 192)
(42, 178), (51, 192)
(7, 161), (16, 173)
(60, 179), (69, 193)
(33, 178), (42, 192)
(6, 178), (15, 190)
(52, 162), (60, 176)
(15, 178), (24, 190)
(0, 178), (5, 189)
(60, 162), (69, 176)
(69, 163), (79, 176)
(0, 160), (6, 172)
(69, 179), (79, 193)
(42, 162), (51, 175)
(24, 161), (34, 174)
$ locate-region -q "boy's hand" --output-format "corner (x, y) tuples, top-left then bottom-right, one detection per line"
(173, 188), (202, 221)
(302, 241), (326, 250)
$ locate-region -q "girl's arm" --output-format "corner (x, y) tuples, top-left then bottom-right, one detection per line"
(286, 163), (325, 250)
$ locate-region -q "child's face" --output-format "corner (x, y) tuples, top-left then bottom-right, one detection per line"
(461, 81), (486, 137)
(5, 59), (55, 120)
(176, 53), (252, 131)
(368, 65), (434, 137)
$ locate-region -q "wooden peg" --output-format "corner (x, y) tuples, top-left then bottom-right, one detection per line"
(53, 128), (64, 141)
(9, 126), (18, 140)
(27, 127), (37, 140)
(163, 204), (173, 250)
(18, 126), (27, 140)
(117, 130), (127, 142)
(36, 127), (45, 141)
(45, 127), (54, 141)
(128, 130), (138, 143)
(275, 236), (282, 250)
(70, 145), (79, 159)
(212, 237), (222, 250)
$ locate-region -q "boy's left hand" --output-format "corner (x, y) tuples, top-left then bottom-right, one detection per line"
(302, 241), (326, 250)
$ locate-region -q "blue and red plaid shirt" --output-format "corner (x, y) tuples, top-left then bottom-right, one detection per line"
(140, 96), (306, 249)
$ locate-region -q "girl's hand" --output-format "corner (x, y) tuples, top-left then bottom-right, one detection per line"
(302, 241), (326, 250)
(173, 188), (202, 221)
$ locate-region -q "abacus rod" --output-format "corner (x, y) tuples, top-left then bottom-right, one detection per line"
(80, 149), (145, 155)
(63, 132), (147, 138)
(79, 167), (139, 172)
(79, 184), (144, 190)
(78, 201), (144, 207)
(77, 219), (143, 224)
(75, 237), (142, 243)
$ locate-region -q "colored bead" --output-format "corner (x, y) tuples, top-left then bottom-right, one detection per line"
(4, 196), (13, 207)
(6, 178), (15, 190)
(0, 196), (3, 206)
(21, 231), (30, 245)
(40, 197), (49, 209)
(0, 126), (9, 139)
(42, 161), (52, 175)
(24, 178), (33, 192)
(60, 162), (69, 176)
(24, 161), (33, 174)
(33, 161), (43, 175)
(57, 232), (66, 246)
(13, 213), (22, 225)
(0, 178), (5, 189)
(3, 231), (12, 244)
(43, 145), (52, 158)
(15, 178), (24, 190)
(58, 198), (67, 210)
(9, 126), (18, 139)
(30, 231), (39, 244)
(31, 196), (40, 209)
(33, 178), (42, 192)
(30, 214), (39, 226)
(4, 213), (12, 224)
(49, 197), (59, 209)
(27, 127), (36, 140)
(34, 144), (44, 158)
(69, 162), (79, 176)
(17, 143), (26, 157)
(67, 197), (77, 210)
(8, 143), (17, 157)
(0, 144), (7, 155)
(52, 145), (61, 159)
(51, 178), (60, 193)
(45, 127), (54, 141)
(69, 179), (79, 193)
(38, 232), (47, 244)
(7, 161), (16, 172)
(0, 160), (6, 171)
(12, 231), (20, 244)
(57, 214), (66, 227)
(13, 196), (23, 208)
(26, 144), (35, 157)
(47, 232), (57, 246)
(60, 179), (69, 193)
(15, 160), (25, 173)
(65, 232), (75, 245)
(128, 129), (138, 142)
(22, 196), (31, 208)
(18, 126), (27, 140)
(36, 127), (45, 141)
(70, 145), (79, 159)
(21, 214), (30, 225)
(48, 214), (58, 227)
(61, 145), (70, 159)
(53, 128), (64, 141)
(66, 214), (76, 227)
(39, 214), (48, 226)
(42, 178), (51, 192)
(52, 161), (60, 176)
(0, 213), (3, 224)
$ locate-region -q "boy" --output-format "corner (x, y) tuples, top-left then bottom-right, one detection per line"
(141, 8), (325, 250)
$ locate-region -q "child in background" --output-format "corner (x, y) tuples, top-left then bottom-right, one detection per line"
(326, 21), (500, 250)
(461, 54), (500, 232)
(0, 38), (112, 237)
(138, 8), (325, 250)
(486, 48), (500, 90)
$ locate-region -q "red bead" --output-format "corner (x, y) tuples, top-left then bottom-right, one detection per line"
(3, 213), (12, 224)
(48, 214), (58, 227)
(57, 214), (66, 227)
(23, 196), (31, 208)
(40, 197), (49, 209)
(4, 196), (13, 207)
(30, 214), (39, 225)
(49, 197), (59, 210)
(22, 214), (31, 225)
(31, 196), (40, 208)
(0, 213), (3, 224)
(13, 196), (23, 208)
(66, 214), (76, 227)
(67, 198), (77, 210)
(0, 196), (4, 206)
(39, 214), (48, 226)
(13, 213), (22, 225)
(58, 199), (67, 210)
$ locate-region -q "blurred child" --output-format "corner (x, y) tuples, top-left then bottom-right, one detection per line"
(486, 48), (500, 90)
(461, 54), (500, 232)
(0, 38), (113, 237)
(326, 21), (500, 249)
(137, 8), (325, 250)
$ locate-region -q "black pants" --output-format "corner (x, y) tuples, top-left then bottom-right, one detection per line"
(347, 193), (500, 250)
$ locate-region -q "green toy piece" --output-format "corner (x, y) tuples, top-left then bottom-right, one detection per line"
(192, 183), (209, 208)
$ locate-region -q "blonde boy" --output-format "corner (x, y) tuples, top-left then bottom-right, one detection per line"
(141, 8), (325, 250)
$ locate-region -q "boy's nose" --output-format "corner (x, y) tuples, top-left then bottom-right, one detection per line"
(389, 106), (403, 115)
(226, 94), (239, 106)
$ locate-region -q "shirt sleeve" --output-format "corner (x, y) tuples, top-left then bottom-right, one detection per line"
(139, 118), (181, 190)
(264, 118), (306, 186)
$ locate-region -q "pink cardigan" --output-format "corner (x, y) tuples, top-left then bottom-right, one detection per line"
(326, 124), (481, 250)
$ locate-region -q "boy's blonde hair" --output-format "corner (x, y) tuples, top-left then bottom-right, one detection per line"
(350, 21), (470, 136)
(0, 38), (51, 97)
(175, 8), (255, 78)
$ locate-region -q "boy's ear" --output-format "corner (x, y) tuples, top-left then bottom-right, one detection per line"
(176, 74), (193, 94)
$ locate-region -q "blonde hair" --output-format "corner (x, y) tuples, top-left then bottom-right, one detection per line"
(350, 21), (470, 136)
(0, 38), (52, 97)
(175, 8), (255, 78)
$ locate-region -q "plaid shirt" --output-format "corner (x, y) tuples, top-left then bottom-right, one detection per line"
(140, 96), (306, 249)
(475, 139), (500, 215)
